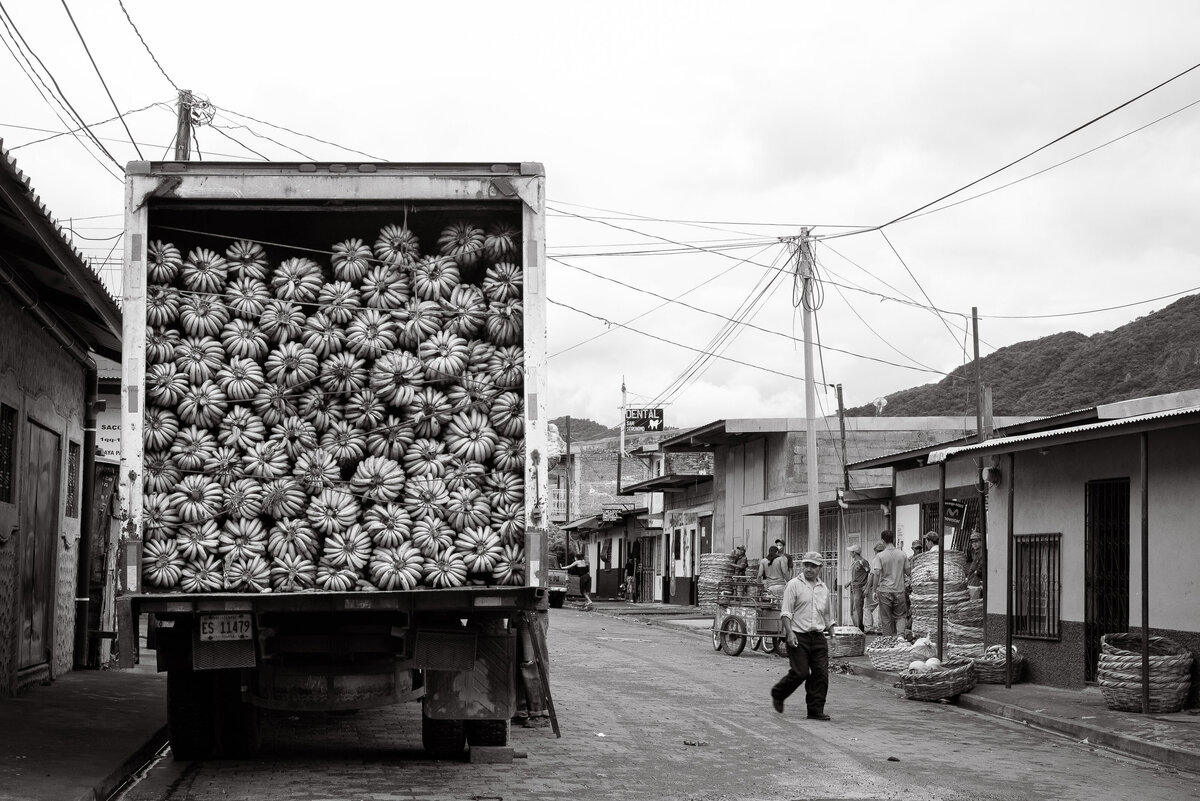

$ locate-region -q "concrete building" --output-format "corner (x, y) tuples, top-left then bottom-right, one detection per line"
(851, 390), (1200, 704)
(0, 143), (122, 695)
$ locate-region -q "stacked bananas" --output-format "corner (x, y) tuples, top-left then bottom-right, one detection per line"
(141, 219), (527, 593)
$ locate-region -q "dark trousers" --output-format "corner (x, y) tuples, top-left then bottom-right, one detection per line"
(771, 630), (829, 715)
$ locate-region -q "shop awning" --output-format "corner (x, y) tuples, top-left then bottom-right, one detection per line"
(617, 473), (712, 496)
(560, 515), (601, 531)
(741, 486), (892, 517)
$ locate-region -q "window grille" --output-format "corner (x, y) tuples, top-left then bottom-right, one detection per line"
(1013, 533), (1061, 640)
(0, 404), (15, 503)
(66, 441), (81, 518)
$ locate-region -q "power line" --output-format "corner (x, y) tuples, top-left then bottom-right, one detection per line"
(4, 101), (164, 149)
(209, 114), (313, 160)
(879, 229), (961, 352)
(208, 124), (270, 160)
(58, 0), (143, 159)
(217, 106), (382, 160)
(822, 60), (1200, 241)
(116, 0), (177, 91)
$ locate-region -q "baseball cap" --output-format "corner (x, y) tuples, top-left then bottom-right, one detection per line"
(873, 542), (886, 552)
(800, 551), (823, 566)
(969, 531), (982, 541)
(925, 531), (941, 544)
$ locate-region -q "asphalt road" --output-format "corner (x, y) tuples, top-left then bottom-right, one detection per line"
(118, 607), (1196, 801)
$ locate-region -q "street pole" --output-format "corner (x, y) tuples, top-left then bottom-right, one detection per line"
(174, 89), (193, 161)
(565, 415), (572, 560)
(972, 307), (991, 648)
(836, 383), (848, 493)
(617, 378), (626, 496)
(798, 231), (820, 554)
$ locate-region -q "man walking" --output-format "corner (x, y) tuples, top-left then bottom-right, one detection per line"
(771, 551), (833, 721)
(847, 544), (871, 631)
(867, 530), (910, 636)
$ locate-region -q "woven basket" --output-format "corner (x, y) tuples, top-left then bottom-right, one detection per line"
(910, 551), (967, 587)
(866, 636), (919, 671)
(829, 630), (866, 658)
(1096, 633), (1193, 713)
(973, 646), (1025, 683)
(945, 642), (987, 660)
(899, 658), (977, 702)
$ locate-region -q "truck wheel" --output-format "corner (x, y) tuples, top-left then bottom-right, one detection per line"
(465, 719), (509, 747)
(422, 715), (466, 759)
(549, 592), (565, 609)
(167, 668), (214, 761)
(213, 670), (260, 759)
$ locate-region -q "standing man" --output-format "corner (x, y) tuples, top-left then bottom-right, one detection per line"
(847, 544), (871, 631)
(730, 544), (748, 578)
(771, 552), (833, 720)
(965, 530), (985, 598)
(862, 541), (886, 634)
(868, 530), (910, 636)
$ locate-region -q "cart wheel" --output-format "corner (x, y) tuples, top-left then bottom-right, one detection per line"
(712, 627), (723, 651)
(750, 636), (763, 651)
(720, 617), (747, 657)
(761, 637), (776, 654)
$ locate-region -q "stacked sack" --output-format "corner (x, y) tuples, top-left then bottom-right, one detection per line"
(698, 552), (736, 609)
(908, 550), (984, 657)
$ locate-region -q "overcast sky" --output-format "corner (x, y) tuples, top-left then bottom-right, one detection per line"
(3, 2), (1199, 431)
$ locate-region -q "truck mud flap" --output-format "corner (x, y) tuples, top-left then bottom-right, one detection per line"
(423, 631), (515, 720)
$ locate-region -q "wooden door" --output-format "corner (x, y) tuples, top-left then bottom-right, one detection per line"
(18, 421), (60, 670)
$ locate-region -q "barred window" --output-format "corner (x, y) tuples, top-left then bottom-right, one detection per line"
(66, 441), (81, 518)
(0, 404), (15, 503)
(1013, 533), (1062, 640)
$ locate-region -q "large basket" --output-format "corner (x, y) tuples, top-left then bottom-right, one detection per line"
(898, 658), (977, 702)
(866, 636), (920, 671)
(1096, 633), (1193, 713)
(972, 646), (1025, 684)
(828, 629), (866, 658)
(909, 551), (967, 587)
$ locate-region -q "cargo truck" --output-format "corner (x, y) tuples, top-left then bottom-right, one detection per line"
(115, 162), (554, 760)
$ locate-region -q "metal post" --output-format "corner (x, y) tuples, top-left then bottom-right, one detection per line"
(564, 416), (572, 560)
(836, 383), (848, 492)
(1005, 453), (1015, 689)
(972, 308), (984, 439)
(1140, 432), (1150, 714)
(972, 307), (990, 642)
(616, 379), (625, 496)
(937, 462), (946, 660)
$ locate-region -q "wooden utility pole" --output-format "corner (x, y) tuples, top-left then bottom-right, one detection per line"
(564, 416), (572, 559)
(174, 89), (193, 160)
(797, 231), (820, 554)
(836, 383), (848, 492)
(616, 378), (626, 495)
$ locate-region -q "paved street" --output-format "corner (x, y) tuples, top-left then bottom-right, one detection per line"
(120, 608), (1196, 801)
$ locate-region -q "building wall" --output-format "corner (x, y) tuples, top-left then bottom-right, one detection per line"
(0, 285), (86, 695)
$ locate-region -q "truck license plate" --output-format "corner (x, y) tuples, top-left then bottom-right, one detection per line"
(199, 614), (252, 641)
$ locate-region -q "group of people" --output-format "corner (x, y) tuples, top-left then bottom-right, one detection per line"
(730, 538), (793, 597)
(768, 527), (986, 722)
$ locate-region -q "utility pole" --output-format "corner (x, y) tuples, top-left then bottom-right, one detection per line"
(174, 89), (193, 161)
(797, 230), (820, 554)
(564, 416), (572, 559)
(836, 383), (848, 493)
(616, 378), (626, 497)
(973, 307), (984, 441)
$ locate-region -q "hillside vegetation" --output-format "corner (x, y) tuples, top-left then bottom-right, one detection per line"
(846, 294), (1200, 417)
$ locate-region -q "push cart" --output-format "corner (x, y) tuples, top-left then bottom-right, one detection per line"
(711, 577), (788, 657)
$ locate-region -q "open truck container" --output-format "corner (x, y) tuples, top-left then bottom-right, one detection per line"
(116, 162), (551, 760)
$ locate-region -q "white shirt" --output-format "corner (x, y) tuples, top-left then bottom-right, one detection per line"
(781, 575), (831, 634)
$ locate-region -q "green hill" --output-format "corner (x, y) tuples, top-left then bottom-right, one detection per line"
(549, 416), (614, 441)
(847, 294), (1200, 417)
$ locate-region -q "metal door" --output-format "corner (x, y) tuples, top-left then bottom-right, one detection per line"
(19, 421), (61, 670)
(1084, 478), (1129, 681)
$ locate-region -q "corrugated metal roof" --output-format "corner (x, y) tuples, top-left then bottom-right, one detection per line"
(929, 404), (1200, 463)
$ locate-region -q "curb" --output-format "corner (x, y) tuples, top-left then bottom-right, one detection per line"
(841, 662), (1200, 775)
(79, 724), (170, 801)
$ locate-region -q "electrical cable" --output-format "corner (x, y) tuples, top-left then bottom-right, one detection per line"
(5, 101), (164, 149)
(207, 124), (270, 160)
(209, 113), (313, 160)
(0, 0), (122, 168)
(549, 198), (871, 235)
(58, 0), (144, 159)
(216, 106), (382, 160)
(549, 242), (783, 358)
(880, 229), (961, 350)
(819, 60), (1200, 242)
(116, 0), (177, 91)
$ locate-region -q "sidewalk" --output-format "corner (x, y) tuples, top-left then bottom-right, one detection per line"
(0, 656), (167, 801)
(616, 603), (1200, 775)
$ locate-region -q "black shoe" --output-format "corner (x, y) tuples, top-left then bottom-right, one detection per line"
(807, 712), (831, 721)
(772, 697), (784, 713)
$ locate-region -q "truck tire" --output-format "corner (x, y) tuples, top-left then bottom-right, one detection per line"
(422, 715), (466, 759)
(549, 592), (565, 609)
(465, 719), (509, 747)
(167, 668), (214, 761)
(213, 670), (260, 759)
